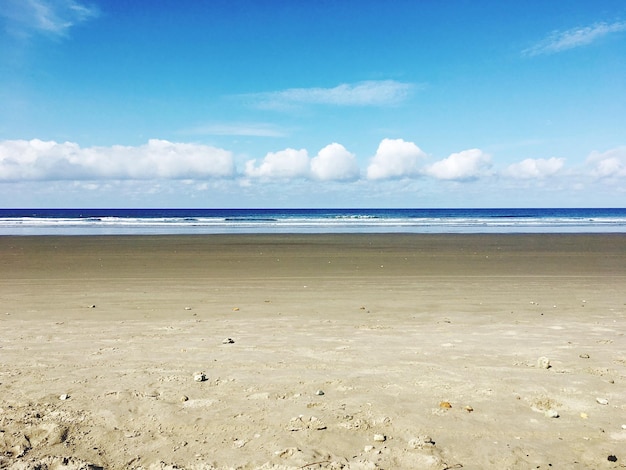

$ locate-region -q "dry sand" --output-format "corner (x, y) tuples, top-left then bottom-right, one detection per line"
(0, 234), (625, 469)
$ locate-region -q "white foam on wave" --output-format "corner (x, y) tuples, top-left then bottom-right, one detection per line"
(1, 210), (626, 235)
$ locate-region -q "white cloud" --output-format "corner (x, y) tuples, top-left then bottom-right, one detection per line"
(587, 147), (626, 178)
(310, 143), (360, 181)
(523, 21), (626, 57)
(8, 138), (624, 197)
(503, 157), (565, 179)
(245, 80), (414, 110)
(1, 0), (99, 37)
(245, 148), (310, 179)
(425, 149), (491, 181)
(181, 122), (287, 137)
(0, 139), (235, 181)
(366, 138), (426, 180)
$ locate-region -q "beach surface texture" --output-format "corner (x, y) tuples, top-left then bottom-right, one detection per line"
(1, 234), (625, 469)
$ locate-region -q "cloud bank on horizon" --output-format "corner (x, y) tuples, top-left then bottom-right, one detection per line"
(2, 137), (624, 185)
(1, 0), (625, 207)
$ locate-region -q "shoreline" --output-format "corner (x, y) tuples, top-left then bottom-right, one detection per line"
(1, 233), (625, 469)
(2, 208), (626, 237)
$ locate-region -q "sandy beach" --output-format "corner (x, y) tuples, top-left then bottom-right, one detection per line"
(1, 234), (625, 469)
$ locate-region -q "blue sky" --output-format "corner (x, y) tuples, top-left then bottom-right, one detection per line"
(1, 0), (625, 208)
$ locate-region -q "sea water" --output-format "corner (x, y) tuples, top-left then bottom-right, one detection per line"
(0, 208), (625, 235)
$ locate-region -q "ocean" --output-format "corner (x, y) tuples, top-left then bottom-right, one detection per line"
(0, 208), (625, 235)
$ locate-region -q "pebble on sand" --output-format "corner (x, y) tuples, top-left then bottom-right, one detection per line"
(545, 410), (559, 418)
(537, 357), (551, 369)
(193, 372), (206, 382)
(439, 401), (452, 409)
(408, 436), (435, 449)
(59, 394), (70, 400)
(222, 338), (235, 344)
(596, 397), (609, 405)
(315, 390), (325, 396)
(373, 434), (386, 442)
(233, 439), (247, 449)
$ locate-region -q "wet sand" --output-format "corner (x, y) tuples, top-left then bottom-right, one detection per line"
(1, 234), (625, 469)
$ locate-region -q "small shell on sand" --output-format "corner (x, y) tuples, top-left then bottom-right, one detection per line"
(439, 401), (452, 409)
(373, 434), (386, 442)
(275, 447), (299, 458)
(59, 394), (70, 400)
(596, 397), (609, 405)
(289, 415), (327, 431)
(222, 338), (235, 344)
(464, 405), (474, 412)
(193, 372), (206, 382)
(315, 390), (325, 396)
(180, 395), (189, 402)
(537, 357), (551, 369)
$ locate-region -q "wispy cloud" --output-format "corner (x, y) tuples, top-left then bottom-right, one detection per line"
(241, 80), (415, 110)
(180, 122), (288, 138)
(523, 21), (626, 57)
(1, 0), (98, 37)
